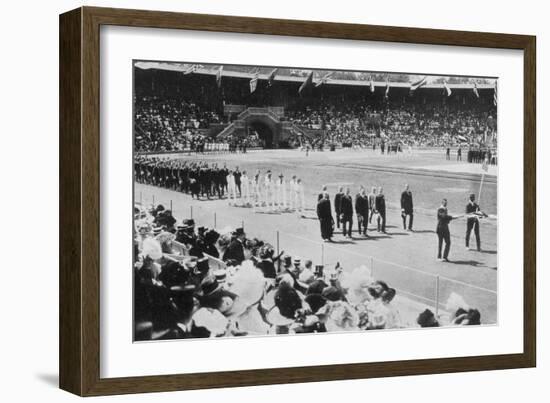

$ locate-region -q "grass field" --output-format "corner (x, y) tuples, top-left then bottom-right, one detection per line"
(135, 148), (498, 325)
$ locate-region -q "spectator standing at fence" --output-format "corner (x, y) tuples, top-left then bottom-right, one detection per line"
(375, 187), (387, 233)
(340, 187), (354, 238)
(457, 146), (462, 161)
(446, 146), (451, 160)
(317, 193), (334, 242)
(334, 186), (344, 230)
(400, 184), (414, 231)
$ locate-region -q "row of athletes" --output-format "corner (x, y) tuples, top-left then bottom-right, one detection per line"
(134, 157), (308, 212)
(317, 186), (487, 262)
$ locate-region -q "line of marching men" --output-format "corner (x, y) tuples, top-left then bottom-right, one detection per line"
(134, 156), (307, 214)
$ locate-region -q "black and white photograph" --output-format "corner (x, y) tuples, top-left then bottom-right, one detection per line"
(132, 61), (498, 341)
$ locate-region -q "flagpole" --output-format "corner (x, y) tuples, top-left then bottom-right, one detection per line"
(478, 172), (485, 204)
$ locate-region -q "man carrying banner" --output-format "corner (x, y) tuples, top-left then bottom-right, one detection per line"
(465, 193), (488, 251)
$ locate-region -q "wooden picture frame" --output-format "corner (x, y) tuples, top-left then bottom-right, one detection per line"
(59, 6), (536, 396)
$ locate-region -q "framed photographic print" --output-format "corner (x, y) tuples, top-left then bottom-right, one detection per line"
(59, 6), (536, 396)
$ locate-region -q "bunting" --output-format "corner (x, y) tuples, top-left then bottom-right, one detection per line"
(443, 81), (452, 97)
(249, 69), (259, 93)
(370, 76), (375, 93)
(267, 68), (278, 86)
(183, 64), (197, 75)
(315, 72), (332, 88)
(384, 77), (390, 99)
(216, 66), (223, 88)
(473, 82), (480, 98)
(410, 76), (428, 92)
(298, 71), (314, 95)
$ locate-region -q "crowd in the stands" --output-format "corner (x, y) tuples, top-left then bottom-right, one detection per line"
(134, 204), (482, 340)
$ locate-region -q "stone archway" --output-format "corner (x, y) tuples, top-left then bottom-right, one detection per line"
(248, 119), (276, 148)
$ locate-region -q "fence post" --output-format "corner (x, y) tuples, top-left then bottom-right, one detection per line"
(152, 195), (155, 206)
(321, 243), (324, 266)
(370, 256), (374, 278)
(170, 200), (173, 211)
(214, 213), (217, 228)
(276, 230), (280, 273)
(190, 205), (193, 219)
(242, 220), (244, 231)
(140, 191), (142, 206)
(435, 276), (440, 317)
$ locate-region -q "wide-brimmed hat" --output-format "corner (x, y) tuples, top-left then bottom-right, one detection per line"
(417, 309), (439, 327)
(191, 307), (228, 337)
(274, 282), (302, 319)
(305, 293), (327, 314)
(141, 238), (163, 260)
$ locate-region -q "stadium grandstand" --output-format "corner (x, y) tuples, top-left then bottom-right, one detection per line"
(134, 61), (497, 157)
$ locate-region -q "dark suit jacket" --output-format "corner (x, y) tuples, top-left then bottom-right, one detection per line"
(233, 171), (242, 185)
(401, 191), (413, 213)
(375, 194), (386, 214)
(223, 239), (245, 264)
(355, 194), (369, 216)
(317, 198), (333, 221)
(334, 192), (344, 213)
(340, 195), (353, 217)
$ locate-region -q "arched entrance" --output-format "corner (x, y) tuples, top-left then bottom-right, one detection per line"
(248, 120), (275, 148)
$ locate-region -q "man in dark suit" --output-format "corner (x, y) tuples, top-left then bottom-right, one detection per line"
(340, 187), (354, 238)
(233, 167), (242, 197)
(375, 187), (387, 233)
(355, 187), (370, 236)
(317, 193), (334, 242)
(222, 228), (246, 264)
(436, 199), (460, 261)
(465, 193), (487, 251)
(400, 184), (414, 231)
(334, 186), (344, 229)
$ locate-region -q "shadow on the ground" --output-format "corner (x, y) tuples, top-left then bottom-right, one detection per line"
(447, 259), (482, 266)
(35, 373), (58, 388)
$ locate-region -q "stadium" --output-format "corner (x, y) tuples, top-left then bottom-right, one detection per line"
(133, 62), (498, 340)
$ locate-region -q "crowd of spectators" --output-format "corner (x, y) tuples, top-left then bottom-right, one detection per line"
(134, 204), (482, 340)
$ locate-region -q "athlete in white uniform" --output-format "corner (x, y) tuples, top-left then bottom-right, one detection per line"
(288, 175), (297, 210)
(253, 169), (262, 209)
(276, 172), (287, 209)
(227, 170), (237, 205)
(264, 170), (275, 210)
(296, 178), (306, 215)
(241, 170), (250, 206)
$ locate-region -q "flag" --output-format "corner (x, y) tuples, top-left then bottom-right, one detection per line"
(183, 64), (197, 75)
(473, 82), (480, 98)
(249, 69), (259, 93)
(298, 71), (313, 95)
(216, 66), (223, 88)
(369, 77), (375, 93)
(315, 72), (332, 88)
(443, 81), (452, 96)
(384, 77), (390, 99)
(267, 68), (278, 86)
(493, 82), (498, 106)
(410, 76), (427, 92)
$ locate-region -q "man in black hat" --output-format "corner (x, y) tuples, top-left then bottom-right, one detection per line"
(400, 184), (414, 231)
(317, 193), (334, 242)
(222, 228), (246, 264)
(465, 193), (487, 251)
(355, 186), (370, 236)
(340, 187), (354, 238)
(334, 186), (344, 229)
(436, 199), (461, 261)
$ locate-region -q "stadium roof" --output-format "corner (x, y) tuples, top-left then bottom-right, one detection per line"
(134, 61), (497, 90)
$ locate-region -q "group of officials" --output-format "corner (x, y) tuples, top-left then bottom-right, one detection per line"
(317, 184), (487, 262)
(316, 184), (414, 242)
